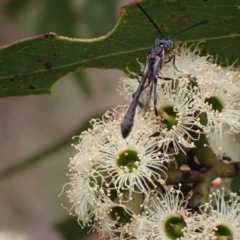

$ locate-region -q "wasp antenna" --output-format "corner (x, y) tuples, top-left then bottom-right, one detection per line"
(136, 3), (165, 38)
(168, 20), (208, 39)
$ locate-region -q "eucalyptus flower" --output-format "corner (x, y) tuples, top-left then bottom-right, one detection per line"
(143, 187), (203, 240)
(193, 65), (240, 141)
(201, 189), (240, 240)
(120, 44), (240, 151)
(66, 132), (111, 226)
(92, 108), (170, 196)
(161, 43), (212, 80)
(65, 42), (240, 240)
(156, 80), (201, 153)
(66, 107), (171, 227)
(93, 199), (143, 240)
(165, 44), (240, 141)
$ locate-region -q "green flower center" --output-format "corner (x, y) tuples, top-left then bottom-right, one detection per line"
(215, 224), (233, 240)
(160, 106), (178, 130)
(110, 206), (132, 225)
(164, 215), (186, 239)
(200, 96), (224, 126)
(117, 149), (140, 173)
(204, 96), (223, 113)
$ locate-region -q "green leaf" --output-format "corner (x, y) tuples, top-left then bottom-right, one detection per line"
(0, 0), (239, 97)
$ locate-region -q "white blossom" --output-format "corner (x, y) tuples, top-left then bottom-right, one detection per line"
(161, 43), (212, 80)
(142, 187), (203, 240)
(65, 42), (240, 240)
(200, 189), (240, 239)
(156, 80), (201, 153)
(66, 107), (170, 226)
(193, 65), (240, 140)
(93, 199), (143, 240)
(87, 108), (169, 197)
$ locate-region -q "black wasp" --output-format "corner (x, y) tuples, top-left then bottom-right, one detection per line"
(121, 3), (207, 138)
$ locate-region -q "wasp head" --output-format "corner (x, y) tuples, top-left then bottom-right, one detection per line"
(155, 38), (173, 51)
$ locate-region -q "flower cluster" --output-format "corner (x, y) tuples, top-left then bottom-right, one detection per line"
(65, 108), (171, 234)
(119, 44), (240, 150)
(64, 44), (240, 239)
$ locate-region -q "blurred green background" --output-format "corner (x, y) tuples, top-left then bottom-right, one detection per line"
(0, 0), (128, 239)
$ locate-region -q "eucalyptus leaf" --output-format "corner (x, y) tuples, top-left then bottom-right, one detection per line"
(0, 0), (239, 97)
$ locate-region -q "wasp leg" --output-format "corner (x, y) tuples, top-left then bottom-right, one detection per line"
(133, 74), (152, 109)
(165, 54), (181, 72)
(135, 73), (142, 83)
(132, 92), (144, 109)
(153, 75), (158, 116)
(158, 76), (174, 81)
